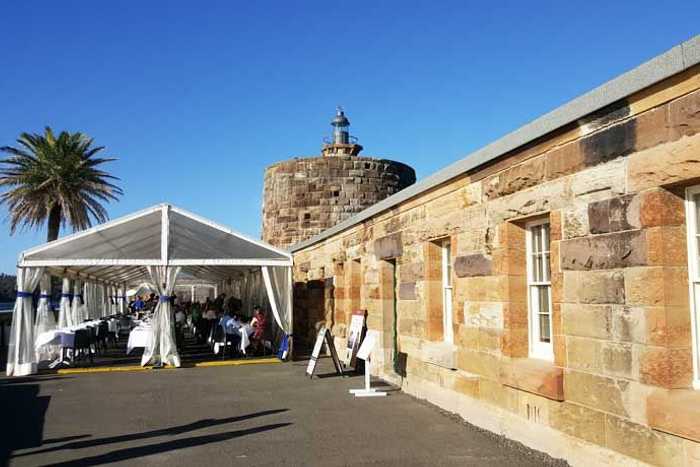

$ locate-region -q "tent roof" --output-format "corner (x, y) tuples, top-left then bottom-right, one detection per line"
(17, 204), (291, 285)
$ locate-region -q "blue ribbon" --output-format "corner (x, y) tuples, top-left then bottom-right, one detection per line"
(61, 293), (73, 298)
(16, 291), (33, 298)
(39, 294), (51, 299)
(159, 295), (171, 302)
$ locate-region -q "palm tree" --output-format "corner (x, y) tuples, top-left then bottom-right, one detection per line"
(0, 127), (123, 242)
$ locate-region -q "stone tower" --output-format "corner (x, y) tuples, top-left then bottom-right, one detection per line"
(262, 108), (416, 249)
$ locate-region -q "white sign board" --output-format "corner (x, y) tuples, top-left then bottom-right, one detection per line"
(356, 330), (378, 361)
(345, 312), (365, 366)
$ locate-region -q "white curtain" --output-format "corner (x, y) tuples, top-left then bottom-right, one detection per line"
(108, 284), (116, 315)
(118, 285), (125, 314)
(141, 266), (181, 367)
(101, 283), (109, 317)
(58, 277), (72, 328)
(262, 266), (292, 334)
(34, 274), (57, 362)
(6, 266), (44, 376)
(80, 281), (90, 322)
(72, 279), (83, 325)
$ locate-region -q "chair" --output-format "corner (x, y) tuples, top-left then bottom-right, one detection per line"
(72, 329), (93, 365)
(211, 324), (227, 359)
(97, 321), (109, 353)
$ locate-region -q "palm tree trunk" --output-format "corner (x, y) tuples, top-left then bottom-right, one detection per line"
(47, 204), (62, 242)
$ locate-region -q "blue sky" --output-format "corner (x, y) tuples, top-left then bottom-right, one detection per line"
(0, 1), (698, 273)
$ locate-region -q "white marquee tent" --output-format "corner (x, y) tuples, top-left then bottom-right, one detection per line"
(6, 204), (293, 376)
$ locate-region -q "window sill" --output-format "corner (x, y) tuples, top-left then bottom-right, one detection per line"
(647, 388), (700, 443)
(499, 357), (564, 401)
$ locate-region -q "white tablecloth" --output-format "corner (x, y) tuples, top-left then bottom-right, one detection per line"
(127, 325), (153, 354)
(213, 324), (255, 355)
(35, 320), (104, 351)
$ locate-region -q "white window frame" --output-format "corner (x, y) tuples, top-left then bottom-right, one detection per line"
(684, 185), (700, 390)
(526, 218), (554, 360)
(441, 239), (454, 345)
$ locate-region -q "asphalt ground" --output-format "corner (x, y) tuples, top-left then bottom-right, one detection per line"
(0, 357), (566, 466)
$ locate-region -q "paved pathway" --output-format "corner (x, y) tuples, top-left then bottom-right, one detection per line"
(1, 358), (565, 466)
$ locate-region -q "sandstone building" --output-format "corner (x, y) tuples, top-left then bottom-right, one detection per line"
(261, 109), (415, 249)
(290, 36), (700, 466)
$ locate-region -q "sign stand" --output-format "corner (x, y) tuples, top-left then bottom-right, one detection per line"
(306, 325), (344, 378)
(349, 330), (386, 397)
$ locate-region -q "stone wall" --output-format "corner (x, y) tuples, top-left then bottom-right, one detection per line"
(262, 155), (415, 249)
(292, 64), (700, 465)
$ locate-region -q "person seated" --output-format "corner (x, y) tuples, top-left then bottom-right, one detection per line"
(249, 306), (268, 354)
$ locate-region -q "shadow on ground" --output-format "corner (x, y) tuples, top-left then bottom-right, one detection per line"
(13, 408), (289, 458)
(0, 379), (51, 465)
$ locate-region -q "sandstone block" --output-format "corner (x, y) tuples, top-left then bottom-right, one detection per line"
(628, 132), (700, 192)
(483, 156), (546, 200)
(499, 357), (564, 401)
(668, 88), (700, 140)
(581, 118), (636, 166)
(560, 230), (646, 271)
(565, 270), (625, 304)
(639, 188), (685, 228)
(398, 282), (416, 300)
(454, 254), (493, 277)
(562, 303), (612, 339)
(570, 157), (626, 201)
(634, 104), (671, 151)
(612, 305), (665, 346)
(562, 205), (589, 239)
(564, 370), (629, 417)
(602, 342), (635, 379)
(646, 226), (687, 267)
(639, 346), (693, 388)
(648, 388), (700, 443)
(587, 194), (640, 233)
(456, 349), (500, 380)
(566, 336), (603, 373)
(545, 140), (584, 180)
(477, 377), (519, 413)
(549, 401), (606, 445)
(374, 232), (403, 259)
(604, 414), (683, 467)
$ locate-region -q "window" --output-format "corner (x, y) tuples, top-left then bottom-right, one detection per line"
(442, 239), (454, 344)
(684, 186), (700, 389)
(526, 219), (553, 360)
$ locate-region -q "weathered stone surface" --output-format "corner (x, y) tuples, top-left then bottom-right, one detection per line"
(398, 282), (416, 300)
(463, 302), (504, 329)
(549, 401), (606, 445)
(648, 388), (700, 442)
(560, 230), (646, 270)
(668, 88), (700, 140)
(564, 370), (629, 417)
(634, 105), (671, 152)
(500, 358), (564, 401)
(570, 157), (626, 201)
(562, 204), (589, 239)
(561, 304), (612, 339)
(563, 271), (625, 304)
(587, 194), (640, 233)
(604, 414), (684, 467)
(454, 254), (492, 277)
(399, 262), (424, 283)
(483, 156), (546, 200)
(263, 155), (415, 248)
(545, 141), (584, 180)
(639, 346), (693, 388)
(628, 132), (700, 192)
(639, 188), (685, 228)
(374, 232), (403, 259)
(581, 118), (636, 167)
